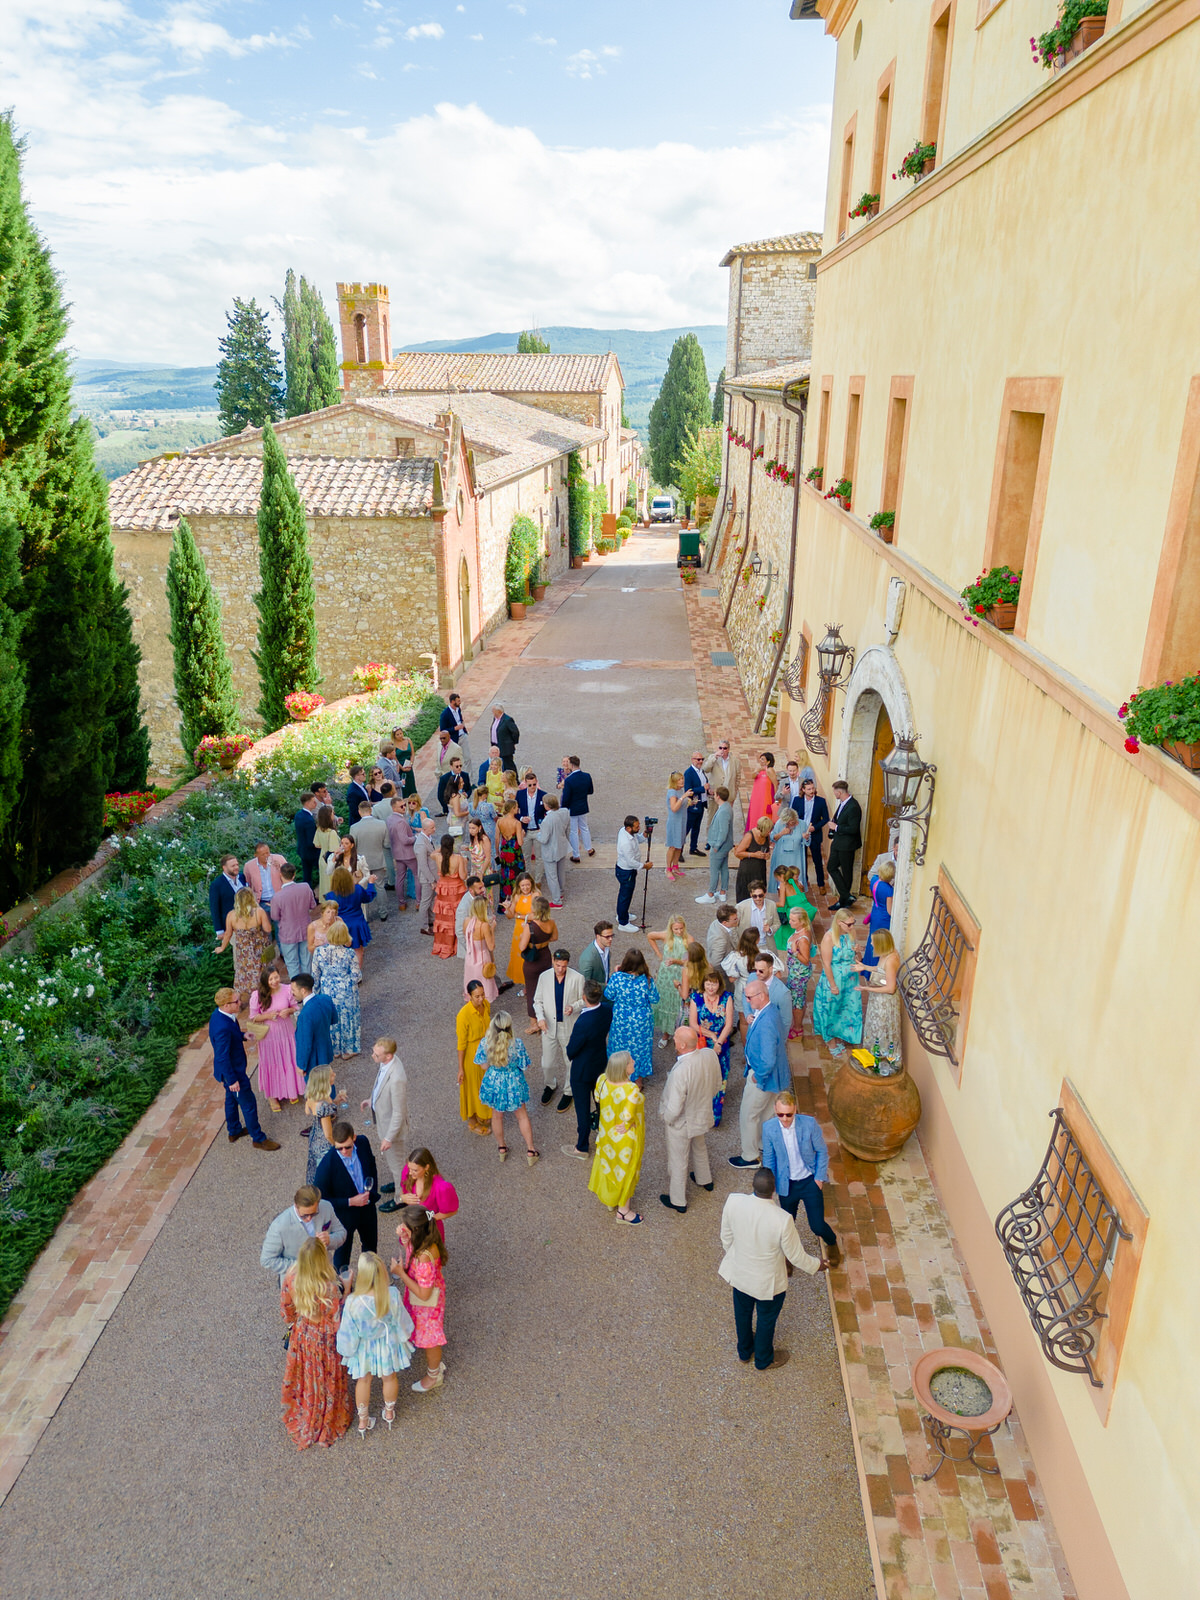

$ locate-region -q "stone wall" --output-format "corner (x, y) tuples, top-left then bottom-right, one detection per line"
(210, 410), (441, 460)
(726, 253), (818, 377)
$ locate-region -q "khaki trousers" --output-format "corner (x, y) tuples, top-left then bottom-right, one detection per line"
(665, 1123), (712, 1208)
(539, 1019), (571, 1091)
(380, 1142), (407, 1189)
(739, 1074), (776, 1162)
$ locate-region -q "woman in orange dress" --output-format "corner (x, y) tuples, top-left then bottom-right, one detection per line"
(431, 833), (468, 958)
(503, 871), (536, 986)
(280, 1235), (352, 1450)
(745, 752), (778, 831)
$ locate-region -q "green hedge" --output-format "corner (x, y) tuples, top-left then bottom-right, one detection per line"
(567, 450), (591, 557)
(0, 678), (438, 1320)
(505, 514), (541, 604)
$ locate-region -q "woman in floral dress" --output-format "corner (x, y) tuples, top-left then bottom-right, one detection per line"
(469, 787), (498, 852)
(215, 887), (272, 1008)
(587, 1051), (644, 1225)
(689, 970), (735, 1125)
(303, 1066), (338, 1185)
(857, 929), (903, 1062)
(813, 908), (865, 1057)
(280, 1236), (351, 1449)
(336, 1251), (414, 1436)
(646, 914), (690, 1043)
(603, 949), (657, 1082)
(503, 872), (535, 985)
(474, 1010), (539, 1164)
(494, 802), (526, 900)
(782, 906), (814, 1041)
(464, 816), (493, 881)
(431, 835), (468, 958)
(392, 1206), (448, 1394)
(249, 968), (305, 1110)
(312, 921), (361, 1058)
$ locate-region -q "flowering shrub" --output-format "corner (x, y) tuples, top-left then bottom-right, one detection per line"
(1118, 675), (1200, 756)
(894, 140), (936, 181)
(194, 733), (255, 770)
(765, 461), (796, 486)
(103, 792), (157, 831)
(849, 192), (880, 219)
(754, 595), (767, 612)
(959, 566), (1022, 624)
(284, 690), (325, 720)
(351, 661), (397, 693)
(752, 445), (764, 460)
(768, 629), (784, 646)
(1031, 1), (1107, 67)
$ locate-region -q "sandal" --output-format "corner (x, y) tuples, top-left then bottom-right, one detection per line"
(616, 1208), (642, 1225)
(497, 1145), (508, 1162)
(526, 1148), (540, 1167)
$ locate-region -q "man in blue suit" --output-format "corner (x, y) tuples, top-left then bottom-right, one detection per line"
(683, 752), (708, 856)
(208, 988), (279, 1149)
(730, 979), (791, 1169)
(290, 974), (337, 1081)
(208, 855), (244, 932)
(562, 981), (613, 1156)
(761, 1090), (840, 1266)
(345, 765), (371, 826)
(313, 1120), (379, 1273)
(798, 776), (830, 894)
(293, 792), (320, 889)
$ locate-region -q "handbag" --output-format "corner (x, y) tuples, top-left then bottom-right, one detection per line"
(482, 960), (496, 979)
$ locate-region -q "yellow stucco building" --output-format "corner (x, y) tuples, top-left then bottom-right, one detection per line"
(763, 3), (1200, 1596)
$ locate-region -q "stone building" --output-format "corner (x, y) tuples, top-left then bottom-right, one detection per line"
(719, 231), (821, 378)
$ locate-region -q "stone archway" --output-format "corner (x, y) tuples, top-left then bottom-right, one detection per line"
(458, 557), (472, 664)
(838, 645), (916, 950)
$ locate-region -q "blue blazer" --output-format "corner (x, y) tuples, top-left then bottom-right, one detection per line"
(208, 871), (243, 932)
(803, 795), (830, 847)
(345, 781), (370, 823)
(761, 1112), (829, 1188)
(560, 769), (593, 816)
(566, 1002), (613, 1083)
(295, 993), (338, 1078)
(744, 1004), (790, 1094)
(707, 802), (733, 852)
(476, 758), (491, 787)
(209, 1008), (248, 1085)
(683, 765), (706, 813)
(516, 788), (546, 829)
(313, 1136), (379, 1229)
(294, 807), (318, 859)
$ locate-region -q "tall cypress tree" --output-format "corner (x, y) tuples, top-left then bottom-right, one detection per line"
(0, 505), (23, 840)
(647, 333), (710, 487)
(252, 423), (320, 731)
(712, 366), (726, 424)
(215, 297), (284, 435)
(278, 269), (312, 419)
(167, 515), (240, 765)
(103, 574), (150, 794)
(303, 277), (342, 410)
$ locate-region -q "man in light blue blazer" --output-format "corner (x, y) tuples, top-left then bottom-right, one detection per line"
(729, 979), (791, 1169)
(290, 974), (338, 1081)
(761, 1090), (840, 1266)
(695, 786), (734, 904)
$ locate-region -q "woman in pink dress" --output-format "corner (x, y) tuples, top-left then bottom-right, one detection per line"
(391, 1206), (447, 1393)
(462, 895), (498, 1002)
(397, 1148), (460, 1243)
(249, 969), (305, 1111)
(746, 751), (777, 831)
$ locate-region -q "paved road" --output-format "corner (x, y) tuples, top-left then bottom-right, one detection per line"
(0, 533), (874, 1600)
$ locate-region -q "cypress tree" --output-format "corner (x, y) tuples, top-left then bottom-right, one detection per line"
(0, 506), (23, 841)
(517, 329), (550, 354)
(166, 516), (239, 768)
(215, 296), (284, 435)
(103, 573), (150, 794)
(712, 366), (726, 424)
(304, 277), (342, 409)
(252, 423), (320, 730)
(278, 269), (312, 419)
(647, 333), (710, 488)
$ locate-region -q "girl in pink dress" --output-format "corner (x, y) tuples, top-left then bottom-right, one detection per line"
(249, 969), (305, 1111)
(462, 896), (498, 1002)
(391, 1206), (447, 1393)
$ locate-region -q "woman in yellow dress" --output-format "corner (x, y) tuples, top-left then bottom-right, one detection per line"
(503, 871), (536, 986)
(587, 1051), (645, 1225)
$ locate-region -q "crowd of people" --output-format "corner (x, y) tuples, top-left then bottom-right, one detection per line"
(209, 713), (902, 1444)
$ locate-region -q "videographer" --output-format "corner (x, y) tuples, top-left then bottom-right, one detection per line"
(615, 815), (652, 932)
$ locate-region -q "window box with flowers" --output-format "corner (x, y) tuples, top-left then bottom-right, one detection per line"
(960, 566), (1022, 629)
(1119, 676), (1200, 771)
(806, 466), (824, 490)
(753, 445), (765, 461)
(894, 141), (936, 183)
(1031, 1), (1106, 71)
(103, 791), (159, 833)
(824, 477), (852, 510)
(870, 510), (896, 545)
(194, 733), (256, 772)
(754, 595), (768, 613)
(768, 629), (784, 647)
(284, 690), (325, 722)
(849, 192), (880, 221)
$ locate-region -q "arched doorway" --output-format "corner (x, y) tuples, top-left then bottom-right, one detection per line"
(840, 646), (915, 950)
(861, 700), (895, 893)
(458, 558), (472, 663)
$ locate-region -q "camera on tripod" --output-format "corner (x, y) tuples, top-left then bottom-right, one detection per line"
(644, 815), (659, 828)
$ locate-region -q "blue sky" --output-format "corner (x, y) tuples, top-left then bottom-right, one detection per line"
(3, 0), (835, 363)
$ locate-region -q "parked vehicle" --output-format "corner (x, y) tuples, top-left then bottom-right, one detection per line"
(650, 495), (675, 523)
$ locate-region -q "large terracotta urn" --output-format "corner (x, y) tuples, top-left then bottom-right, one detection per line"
(827, 1051), (921, 1163)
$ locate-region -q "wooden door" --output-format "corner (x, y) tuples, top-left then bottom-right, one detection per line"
(862, 701), (894, 892)
(458, 559), (472, 662)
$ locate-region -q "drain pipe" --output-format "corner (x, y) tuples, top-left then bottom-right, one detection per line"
(754, 378), (806, 732)
(722, 395), (757, 628)
(703, 387), (734, 575)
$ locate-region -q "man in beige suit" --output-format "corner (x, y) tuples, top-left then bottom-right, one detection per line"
(361, 1037), (409, 1211)
(659, 1025), (723, 1214)
(735, 883), (782, 948)
(532, 950), (585, 1105)
(703, 740), (742, 830)
(718, 1167), (827, 1369)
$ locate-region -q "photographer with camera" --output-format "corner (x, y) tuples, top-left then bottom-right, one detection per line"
(615, 815), (653, 933)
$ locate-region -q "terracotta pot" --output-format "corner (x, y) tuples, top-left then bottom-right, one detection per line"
(509, 600), (527, 620)
(877, 525), (895, 545)
(570, 555), (584, 568)
(827, 1055), (921, 1163)
(1067, 13), (1105, 59)
(837, 494), (851, 510)
(531, 583), (547, 601)
(984, 601), (1018, 631)
(920, 156), (935, 176)
(1163, 739), (1200, 772)
(217, 752), (241, 772)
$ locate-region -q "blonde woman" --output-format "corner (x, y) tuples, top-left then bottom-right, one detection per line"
(314, 805), (341, 898)
(280, 1235), (351, 1450)
(783, 905), (814, 1040)
(646, 913), (689, 1044)
(485, 751), (506, 805)
(679, 941), (708, 1010)
(722, 927), (763, 1039)
(336, 1251), (415, 1437)
(863, 858), (896, 968)
(313, 919), (361, 1059)
(587, 1051), (644, 1225)
(304, 1064), (339, 1185)
(463, 896), (498, 1002)
(215, 886), (272, 1008)
(474, 1010), (539, 1164)
(503, 870), (535, 986)
(664, 770), (695, 879)
(813, 907), (864, 1057)
(857, 928), (903, 1063)
(732, 816), (774, 903)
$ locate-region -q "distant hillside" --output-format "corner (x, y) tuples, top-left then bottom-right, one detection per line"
(71, 358), (219, 413)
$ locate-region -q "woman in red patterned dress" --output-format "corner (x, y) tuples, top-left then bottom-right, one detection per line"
(280, 1236), (352, 1449)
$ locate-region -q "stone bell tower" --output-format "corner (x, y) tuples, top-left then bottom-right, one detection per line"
(336, 282), (393, 397)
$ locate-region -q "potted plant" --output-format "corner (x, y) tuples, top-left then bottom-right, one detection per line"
(284, 689), (325, 721)
(680, 568), (697, 586)
(824, 477), (852, 510)
(103, 790), (158, 833)
(893, 140), (936, 183)
(1031, 1), (1106, 69)
(530, 559), (548, 602)
(849, 191), (880, 221)
(351, 661), (396, 693)
(960, 566), (1022, 629)
(194, 732), (255, 772)
(806, 466), (824, 490)
(827, 1045), (921, 1163)
(870, 510), (896, 544)
(1119, 675), (1200, 771)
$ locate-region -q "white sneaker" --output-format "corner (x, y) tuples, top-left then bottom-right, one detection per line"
(618, 922), (640, 932)
(695, 892), (716, 904)
(717, 892), (727, 902)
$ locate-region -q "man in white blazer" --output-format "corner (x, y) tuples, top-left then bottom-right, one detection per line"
(718, 1167), (826, 1369)
(361, 1037), (409, 1210)
(532, 950), (585, 1104)
(658, 1025), (723, 1214)
(538, 795), (572, 909)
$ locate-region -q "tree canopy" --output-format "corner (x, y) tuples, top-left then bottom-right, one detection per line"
(216, 297), (284, 435)
(252, 422), (320, 730)
(517, 329), (551, 354)
(279, 271), (341, 418)
(712, 366), (726, 424)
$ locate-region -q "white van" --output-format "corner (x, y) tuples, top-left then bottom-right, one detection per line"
(650, 496), (675, 523)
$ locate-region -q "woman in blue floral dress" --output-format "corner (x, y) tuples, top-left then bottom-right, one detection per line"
(469, 787), (498, 852)
(813, 908), (864, 1057)
(782, 906), (813, 1040)
(604, 950), (657, 1082)
(475, 1011), (540, 1165)
(312, 921), (362, 1058)
(335, 1252), (414, 1437)
(688, 970), (735, 1125)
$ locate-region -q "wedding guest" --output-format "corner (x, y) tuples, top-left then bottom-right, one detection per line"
(329, 864), (376, 970)
(463, 896), (499, 1002)
(336, 1251), (415, 1437)
(469, 786), (498, 853)
(312, 920), (361, 1060)
(586, 1051), (644, 1226)
(392, 1206), (448, 1394)
(351, 800), (390, 922)
(746, 752), (777, 830)
(313, 1120), (380, 1273)
(475, 1010), (540, 1165)
(314, 805), (342, 899)
(362, 1038), (408, 1209)
(208, 987), (279, 1151)
(208, 854), (244, 933)
(242, 842), (288, 912)
(646, 913), (689, 1045)
(456, 874), (484, 958)
(857, 929), (903, 1060)
(414, 815), (439, 936)
(397, 1148), (460, 1242)
(456, 980), (492, 1134)
(270, 862), (317, 978)
(280, 1236), (351, 1449)
(304, 1065), (339, 1185)
(387, 796), (418, 910)
(603, 948), (656, 1083)
(248, 968), (305, 1111)
(732, 816), (774, 903)
(432, 834), (469, 958)
(391, 726), (418, 797)
(560, 755), (595, 860)
(293, 795), (320, 890)
(518, 896), (557, 1023)
(306, 898), (338, 964)
(783, 906), (814, 1041)
(261, 1184), (346, 1285)
(214, 887), (272, 1010)
(862, 859), (895, 968)
(704, 902), (740, 969)
(503, 871), (536, 987)
(695, 786), (733, 904)
(813, 907), (865, 1056)
(689, 969), (735, 1125)
(797, 773), (829, 894)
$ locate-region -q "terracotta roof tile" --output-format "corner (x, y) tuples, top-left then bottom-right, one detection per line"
(719, 231), (822, 266)
(358, 393), (606, 487)
(723, 359), (812, 392)
(382, 350), (620, 394)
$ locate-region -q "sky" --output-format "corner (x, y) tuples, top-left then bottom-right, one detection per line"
(3, 0), (836, 364)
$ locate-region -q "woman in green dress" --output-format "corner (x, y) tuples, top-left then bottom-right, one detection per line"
(646, 914), (690, 1044)
(812, 907), (864, 1057)
(772, 865), (817, 954)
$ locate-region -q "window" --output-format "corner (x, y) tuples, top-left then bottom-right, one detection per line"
(921, 2), (955, 163)
(354, 315), (367, 365)
(898, 870), (979, 1072)
(879, 377), (914, 537)
(983, 377), (1062, 636)
(807, 263), (818, 281)
(1143, 375), (1200, 688)
(837, 114), (857, 241)
(815, 378), (832, 483)
(382, 314), (390, 361)
(870, 62), (896, 202)
(995, 1081), (1148, 1414)
(394, 437), (414, 458)
(843, 377), (864, 508)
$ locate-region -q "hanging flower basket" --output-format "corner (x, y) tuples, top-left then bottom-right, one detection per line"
(284, 690), (325, 721)
(351, 661), (397, 693)
(194, 733), (255, 772)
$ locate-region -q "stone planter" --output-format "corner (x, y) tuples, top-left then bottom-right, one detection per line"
(827, 1053), (921, 1163)
(984, 601), (1018, 631)
(509, 600), (527, 620)
(531, 583), (547, 602)
(217, 753), (241, 772)
(1162, 738), (1200, 773)
(1067, 13), (1105, 59)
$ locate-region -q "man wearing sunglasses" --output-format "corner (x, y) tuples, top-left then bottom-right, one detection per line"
(312, 1120), (380, 1273)
(702, 740), (741, 831)
(761, 1091), (841, 1267)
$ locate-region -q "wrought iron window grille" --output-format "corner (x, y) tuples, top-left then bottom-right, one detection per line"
(781, 635), (810, 704)
(995, 1109), (1131, 1387)
(898, 887), (972, 1063)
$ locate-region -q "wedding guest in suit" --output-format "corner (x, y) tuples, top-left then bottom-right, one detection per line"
(242, 842), (288, 912)
(208, 987), (279, 1150)
(559, 756), (595, 860)
(361, 1038), (409, 1211)
(783, 760), (803, 808)
(270, 863), (317, 979)
(718, 1168), (827, 1371)
(659, 1025), (723, 1214)
(532, 948), (584, 1104)
(797, 774), (830, 893)
(280, 1237), (351, 1448)
(345, 766), (371, 825)
(704, 903), (740, 969)
(261, 1185), (346, 1284)
(826, 780), (863, 909)
(562, 981), (613, 1159)
(683, 752), (708, 856)
(578, 921), (614, 989)
(490, 703), (520, 771)
(314, 1120), (379, 1272)
(387, 796), (418, 909)
(439, 692), (472, 772)
(729, 979), (791, 1169)
(695, 786), (733, 904)
(291, 973), (338, 1082)
(414, 815), (439, 935)
(352, 801), (390, 920)
(208, 855), (244, 933)
(761, 1091), (840, 1265)
(736, 882), (782, 950)
(703, 740), (742, 831)
(743, 952), (793, 1041)
(434, 731), (462, 815)
(538, 795), (571, 908)
(516, 771), (547, 884)
(293, 794), (320, 890)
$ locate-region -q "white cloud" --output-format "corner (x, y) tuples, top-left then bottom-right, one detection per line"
(469, 32), (482, 40)
(566, 47), (621, 79)
(404, 21), (444, 40)
(154, 3), (299, 61)
(530, 33), (556, 46)
(507, 3), (526, 13)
